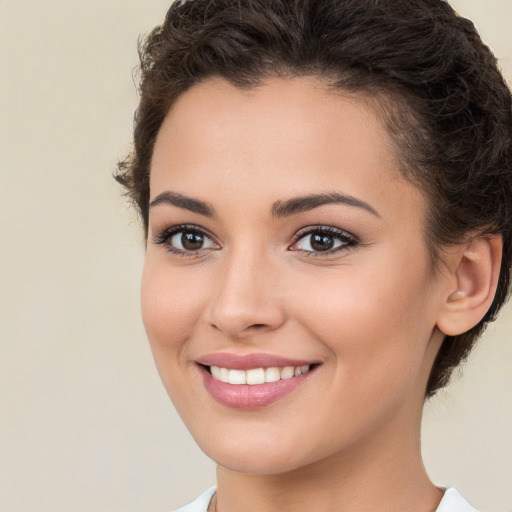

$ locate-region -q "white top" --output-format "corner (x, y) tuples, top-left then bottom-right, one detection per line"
(173, 486), (478, 512)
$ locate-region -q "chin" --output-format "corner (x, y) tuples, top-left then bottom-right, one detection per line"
(209, 450), (306, 475)
(196, 429), (313, 475)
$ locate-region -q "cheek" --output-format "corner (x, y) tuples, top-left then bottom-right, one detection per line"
(140, 257), (208, 362)
(294, 264), (428, 333)
(290, 256), (437, 389)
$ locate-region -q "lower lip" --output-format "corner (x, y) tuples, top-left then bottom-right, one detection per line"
(200, 366), (313, 409)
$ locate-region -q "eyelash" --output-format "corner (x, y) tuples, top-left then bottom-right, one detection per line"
(290, 226), (359, 257)
(152, 224), (359, 257)
(153, 224), (219, 257)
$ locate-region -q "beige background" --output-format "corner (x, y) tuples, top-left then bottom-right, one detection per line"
(0, 1), (511, 510)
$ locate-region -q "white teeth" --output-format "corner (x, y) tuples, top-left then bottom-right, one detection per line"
(280, 366), (295, 380)
(265, 367), (281, 382)
(219, 367), (230, 383)
(210, 366), (229, 383)
(246, 368), (265, 385)
(209, 364), (312, 385)
(210, 365), (222, 380)
(228, 369), (247, 385)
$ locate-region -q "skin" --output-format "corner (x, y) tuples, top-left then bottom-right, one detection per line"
(141, 76), (496, 511)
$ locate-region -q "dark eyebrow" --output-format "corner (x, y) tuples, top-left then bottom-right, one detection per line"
(271, 192), (380, 218)
(149, 191), (215, 217)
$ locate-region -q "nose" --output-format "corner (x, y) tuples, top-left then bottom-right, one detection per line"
(205, 247), (286, 340)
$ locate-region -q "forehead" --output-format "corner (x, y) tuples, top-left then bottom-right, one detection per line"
(150, 76), (424, 221)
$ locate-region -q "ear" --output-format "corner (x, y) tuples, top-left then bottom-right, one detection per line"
(436, 234), (503, 336)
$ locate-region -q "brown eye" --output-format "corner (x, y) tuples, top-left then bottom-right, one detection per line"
(181, 232), (205, 250)
(164, 228), (217, 253)
(291, 227), (358, 255)
(310, 232), (335, 251)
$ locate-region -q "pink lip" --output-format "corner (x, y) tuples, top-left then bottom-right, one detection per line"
(196, 352), (314, 370)
(196, 353), (318, 409)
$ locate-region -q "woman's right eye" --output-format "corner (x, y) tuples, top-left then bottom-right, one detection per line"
(153, 226), (218, 255)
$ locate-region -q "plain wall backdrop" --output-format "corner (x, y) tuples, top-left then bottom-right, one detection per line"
(0, 1), (511, 510)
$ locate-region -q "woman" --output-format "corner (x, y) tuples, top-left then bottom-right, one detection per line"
(116, 0), (512, 510)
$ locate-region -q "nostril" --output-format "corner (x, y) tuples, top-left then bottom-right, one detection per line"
(207, 297), (287, 337)
(244, 323), (271, 332)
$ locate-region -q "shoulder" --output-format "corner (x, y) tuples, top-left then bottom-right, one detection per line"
(435, 488), (479, 512)
(173, 486), (216, 512)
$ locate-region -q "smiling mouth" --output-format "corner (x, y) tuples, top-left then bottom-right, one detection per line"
(199, 360), (319, 408)
(205, 364), (312, 385)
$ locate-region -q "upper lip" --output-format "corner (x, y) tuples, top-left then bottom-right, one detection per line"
(196, 352), (318, 370)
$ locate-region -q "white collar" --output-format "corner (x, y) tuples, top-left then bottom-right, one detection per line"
(173, 486), (478, 512)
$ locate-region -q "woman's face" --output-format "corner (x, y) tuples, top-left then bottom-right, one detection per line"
(142, 77), (450, 474)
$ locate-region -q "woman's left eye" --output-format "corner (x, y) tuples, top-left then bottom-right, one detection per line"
(290, 227), (358, 254)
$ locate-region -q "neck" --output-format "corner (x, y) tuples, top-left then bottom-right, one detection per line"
(213, 404), (442, 512)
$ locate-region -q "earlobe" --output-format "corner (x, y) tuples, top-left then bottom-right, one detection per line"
(436, 234), (502, 336)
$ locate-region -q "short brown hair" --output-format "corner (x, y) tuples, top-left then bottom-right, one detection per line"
(116, 0), (512, 397)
